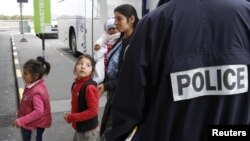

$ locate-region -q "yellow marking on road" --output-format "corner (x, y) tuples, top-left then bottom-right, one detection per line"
(19, 88), (24, 101)
(16, 69), (22, 78)
(13, 52), (17, 56)
(15, 59), (19, 64)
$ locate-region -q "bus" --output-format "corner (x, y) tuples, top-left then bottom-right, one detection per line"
(56, 0), (145, 56)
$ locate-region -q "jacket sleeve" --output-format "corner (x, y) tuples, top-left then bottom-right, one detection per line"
(95, 33), (109, 48)
(110, 16), (152, 140)
(67, 85), (98, 123)
(16, 94), (44, 126)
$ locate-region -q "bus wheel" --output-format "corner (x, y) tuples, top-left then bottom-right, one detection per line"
(70, 31), (78, 57)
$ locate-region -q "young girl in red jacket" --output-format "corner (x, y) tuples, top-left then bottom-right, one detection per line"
(64, 54), (99, 141)
(13, 56), (52, 141)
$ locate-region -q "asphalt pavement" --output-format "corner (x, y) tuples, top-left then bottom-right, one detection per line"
(0, 30), (21, 141)
(10, 33), (106, 141)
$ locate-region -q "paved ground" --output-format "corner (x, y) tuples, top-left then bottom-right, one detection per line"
(0, 30), (22, 141)
(10, 33), (106, 141)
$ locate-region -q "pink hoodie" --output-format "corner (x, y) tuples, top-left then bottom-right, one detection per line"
(16, 79), (52, 130)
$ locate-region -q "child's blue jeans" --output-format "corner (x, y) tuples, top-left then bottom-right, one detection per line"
(21, 127), (45, 141)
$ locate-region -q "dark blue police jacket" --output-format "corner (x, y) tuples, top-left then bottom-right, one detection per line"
(111, 0), (250, 141)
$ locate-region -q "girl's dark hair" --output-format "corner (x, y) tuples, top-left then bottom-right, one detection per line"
(114, 4), (139, 28)
(23, 56), (51, 80)
(74, 54), (96, 76)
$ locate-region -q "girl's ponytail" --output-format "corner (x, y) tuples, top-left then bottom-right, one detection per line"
(43, 61), (51, 76)
(36, 56), (51, 76)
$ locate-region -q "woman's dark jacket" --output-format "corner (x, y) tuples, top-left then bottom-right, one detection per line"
(100, 34), (133, 136)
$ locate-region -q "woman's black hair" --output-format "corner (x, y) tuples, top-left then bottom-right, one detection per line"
(114, 4), (139, 28)
(23, 56), (51, 80)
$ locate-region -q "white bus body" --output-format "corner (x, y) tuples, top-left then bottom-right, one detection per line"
(57, 0), (142, 56)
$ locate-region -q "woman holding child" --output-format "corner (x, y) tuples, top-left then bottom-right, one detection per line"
(98, 3), (139, 140)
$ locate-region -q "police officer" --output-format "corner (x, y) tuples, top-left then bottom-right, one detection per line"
(111, 0), (250, 140)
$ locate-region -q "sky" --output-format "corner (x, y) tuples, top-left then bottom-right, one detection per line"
(0, 0), (56, 16)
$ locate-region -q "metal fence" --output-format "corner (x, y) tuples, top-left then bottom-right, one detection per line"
(0, 20), (34, 32)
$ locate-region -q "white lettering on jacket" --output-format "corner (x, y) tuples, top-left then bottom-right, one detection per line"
(170, 65), (248, 101)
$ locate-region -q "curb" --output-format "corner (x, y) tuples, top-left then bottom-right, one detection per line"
(11, 34), (24, 104)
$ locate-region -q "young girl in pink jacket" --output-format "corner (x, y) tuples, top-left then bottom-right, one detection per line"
(13, 56), (52, 141)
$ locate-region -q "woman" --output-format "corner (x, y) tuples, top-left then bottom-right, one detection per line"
(98, 4), (139, 140)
